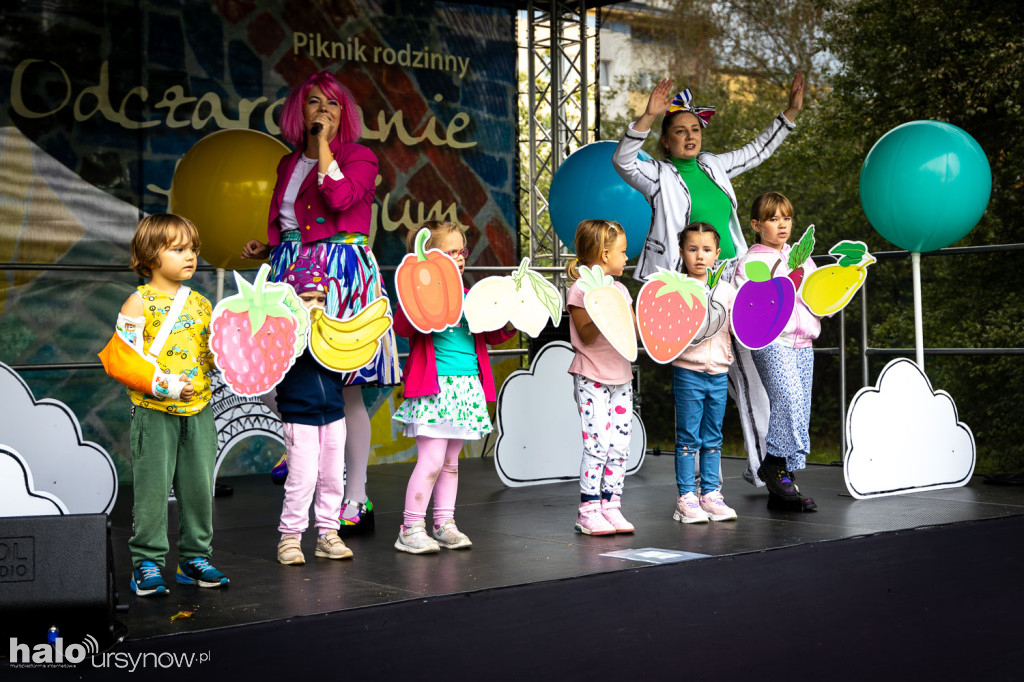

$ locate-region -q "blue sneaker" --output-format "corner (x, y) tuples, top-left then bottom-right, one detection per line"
(131, 561), (169, 597)
(176, 557), (230, 588)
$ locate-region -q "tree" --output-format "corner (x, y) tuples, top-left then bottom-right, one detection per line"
(821, 0), (1024, 473)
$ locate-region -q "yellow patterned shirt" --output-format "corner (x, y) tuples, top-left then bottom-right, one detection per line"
(127, 284), (214, 415)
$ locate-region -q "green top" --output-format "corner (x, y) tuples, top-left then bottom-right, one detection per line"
(432, 315), (479, 376)
(670, 157), (735, 259)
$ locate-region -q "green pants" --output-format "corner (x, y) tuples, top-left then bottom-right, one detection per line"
(128, 406), (217, 569)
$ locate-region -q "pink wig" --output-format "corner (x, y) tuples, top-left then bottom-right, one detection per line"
(278, 71), (362, 149)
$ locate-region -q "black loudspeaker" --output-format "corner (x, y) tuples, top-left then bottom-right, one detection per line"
(0, 514), (118, 653)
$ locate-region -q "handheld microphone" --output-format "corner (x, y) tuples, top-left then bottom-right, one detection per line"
(310, 122), (323, 136)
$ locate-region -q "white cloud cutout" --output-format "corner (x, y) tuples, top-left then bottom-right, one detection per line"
(0, 362), (118, 514)
(0, 446), (68, 517)
(844, 358), (975, 499)
(494, 341), (646, 487)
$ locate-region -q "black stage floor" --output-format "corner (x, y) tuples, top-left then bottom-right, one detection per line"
(108, 454), (1024, 641)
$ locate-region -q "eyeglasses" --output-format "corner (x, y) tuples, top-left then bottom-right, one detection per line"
(446, 249), (469, 259)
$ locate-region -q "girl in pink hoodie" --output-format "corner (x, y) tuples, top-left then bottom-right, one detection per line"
(733, 192), (820, 512)
(392, 221), (516, 554)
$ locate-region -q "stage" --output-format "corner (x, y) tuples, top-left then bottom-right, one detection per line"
(35, 455), (1024, 678)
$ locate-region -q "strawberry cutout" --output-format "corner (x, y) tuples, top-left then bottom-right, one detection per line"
(210, 263), (302, 396)
(578, 265), (637, 361)
(636, 268), (708, 364)
(732, 260), (796, 350)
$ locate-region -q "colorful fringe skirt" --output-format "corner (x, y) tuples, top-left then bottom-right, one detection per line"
(269, 231), (401, 387)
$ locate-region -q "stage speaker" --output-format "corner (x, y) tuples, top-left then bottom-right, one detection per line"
(0, 514), (118, 653)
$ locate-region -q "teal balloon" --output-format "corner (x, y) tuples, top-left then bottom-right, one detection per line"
(549, 141), (652, 259)
(859, 121), (991, 252)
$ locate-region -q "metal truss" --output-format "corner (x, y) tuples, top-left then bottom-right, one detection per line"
(520, 0), (596, 278)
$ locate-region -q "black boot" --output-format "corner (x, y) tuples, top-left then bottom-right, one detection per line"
(757, 456), (800, 499)
(767, 490), (817, 512)
(786, 469), (817, 511)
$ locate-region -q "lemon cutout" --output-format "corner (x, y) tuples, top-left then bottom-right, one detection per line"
(802, 241), (876, 316)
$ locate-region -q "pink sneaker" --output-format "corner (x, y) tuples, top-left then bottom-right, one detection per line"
(601, 496), (635, 533)
(672, 493), (709, 524)
(699, 490), (737, 521)
(575, 500), (616, 535)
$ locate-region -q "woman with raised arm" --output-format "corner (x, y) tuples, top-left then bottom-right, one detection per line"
(612, 72), (804, 489)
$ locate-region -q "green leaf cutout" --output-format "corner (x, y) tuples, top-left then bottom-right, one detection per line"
(744, 260), (772, 283)
(221, 263), (294, 337)
(788, 224), (816, 270)
(708, 265), (725, 288)
(575, 264), (613, 292)
(828, 240), (872, 267)
(649, 268), (706, 309)
(525, 269), (563, 323)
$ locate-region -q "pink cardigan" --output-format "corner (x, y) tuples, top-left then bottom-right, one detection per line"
(266, 137), (378, 246)
(392, 293), (516, 401)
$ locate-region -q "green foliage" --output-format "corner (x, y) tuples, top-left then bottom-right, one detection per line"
(822, 0), (1024, 472)
(590, 0), (1024, 473)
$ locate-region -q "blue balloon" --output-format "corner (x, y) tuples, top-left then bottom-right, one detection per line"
(548, 141), (652, 259)
(859, 121), (991, 253)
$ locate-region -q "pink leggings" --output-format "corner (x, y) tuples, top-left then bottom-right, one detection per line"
(278, 419), (347, 536)
(403, 436), (462, 528)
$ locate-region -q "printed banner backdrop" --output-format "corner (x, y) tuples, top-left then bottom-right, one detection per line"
(0, 0), (519, 482)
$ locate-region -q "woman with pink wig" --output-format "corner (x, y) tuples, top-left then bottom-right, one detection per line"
(242, 71), (399, 534)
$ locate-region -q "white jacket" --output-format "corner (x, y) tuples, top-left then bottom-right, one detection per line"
(613, 114), (795, 282)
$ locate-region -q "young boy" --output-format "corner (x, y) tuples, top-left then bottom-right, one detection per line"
(102, 213), (228, 596)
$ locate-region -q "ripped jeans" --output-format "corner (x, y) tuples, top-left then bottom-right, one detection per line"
(673, 367), (728, 496)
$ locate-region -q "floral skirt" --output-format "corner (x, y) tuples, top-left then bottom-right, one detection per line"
(393, 375), (492, 440)
(269, 234), (401, 387)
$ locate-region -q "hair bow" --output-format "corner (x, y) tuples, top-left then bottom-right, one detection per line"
(666, 88), (716, 128)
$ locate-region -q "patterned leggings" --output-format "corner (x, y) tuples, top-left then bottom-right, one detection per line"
(750, 344), (814, 472)
(574, 374), (632, 499)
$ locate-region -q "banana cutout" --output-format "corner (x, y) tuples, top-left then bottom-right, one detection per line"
(307, 298), (394, 373)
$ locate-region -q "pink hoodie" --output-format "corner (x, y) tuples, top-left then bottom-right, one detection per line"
(672, 280), (736, 375)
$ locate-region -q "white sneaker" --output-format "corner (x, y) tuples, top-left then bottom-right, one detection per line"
(432, 520), (473, 549)
(672, 493), (710, 524)
(315, 530), (353, 559)
(395, 521), (441, 554)
(699, 490), (738, 521)
(277, 534), (305, 565)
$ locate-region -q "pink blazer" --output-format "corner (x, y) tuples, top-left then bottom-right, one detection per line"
(267, 137), (378, 246)
(392, 293), (516, 401)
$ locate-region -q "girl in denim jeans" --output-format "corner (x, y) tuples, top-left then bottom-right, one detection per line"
(671, 222), (738, 523)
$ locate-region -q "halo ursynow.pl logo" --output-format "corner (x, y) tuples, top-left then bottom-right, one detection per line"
(8, 634), (99, 667)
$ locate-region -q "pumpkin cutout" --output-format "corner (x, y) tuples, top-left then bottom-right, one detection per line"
(395, 227), (465, 333)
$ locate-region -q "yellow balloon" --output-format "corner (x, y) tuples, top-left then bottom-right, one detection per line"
(169, 129), (290, 270)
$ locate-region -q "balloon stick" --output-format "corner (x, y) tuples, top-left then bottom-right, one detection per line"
(216, 267), (225, 304)
(911, 252), (924, 371)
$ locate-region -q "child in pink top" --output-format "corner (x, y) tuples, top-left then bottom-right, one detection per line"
(565, 220), (636, 535)
(733, 192), (820, 512)
(671, 222), (739, 523)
